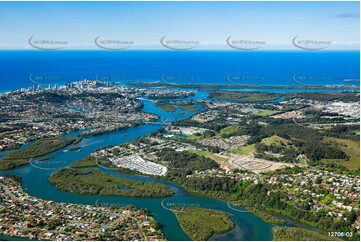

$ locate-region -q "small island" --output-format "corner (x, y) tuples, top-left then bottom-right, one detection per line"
(173, 207), (235, 241)
(155, 100), (199, 112)
(48, 168), (174, 198)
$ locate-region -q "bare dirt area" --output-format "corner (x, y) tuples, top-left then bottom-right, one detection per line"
(220, 154), (293, 173)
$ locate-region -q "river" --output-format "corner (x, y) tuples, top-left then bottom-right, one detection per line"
(0, 90), (277, 241)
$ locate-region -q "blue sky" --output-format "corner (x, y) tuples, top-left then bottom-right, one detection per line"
(0, 1), (359, 50)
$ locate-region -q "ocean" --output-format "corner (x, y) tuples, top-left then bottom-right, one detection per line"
(0, 50), (359, 92)
(0, 50), (359, 241)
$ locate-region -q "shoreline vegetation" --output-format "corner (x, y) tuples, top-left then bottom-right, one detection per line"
(67, 156), (288, 238)
(68, 154), (343, 240)
(174, 188), (287, 226)
(70, 156), (99, 168)
(48, 168), (174, 198)
(78, 123), (136, 137)
(179, 175), (357, 240)
(244, 206), (286, 225)
(36, 156), (55, 161)
(172, 207), (235, 241)
(0, 137), (78, 170)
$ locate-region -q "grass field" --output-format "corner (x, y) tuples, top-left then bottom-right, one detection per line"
(252, 109), (279, 117)
(186, 135), (202, 140)
(190, 150), (228, 164)
(190, 150), (211, 156)
(229, 144), (256, 155)
(229, 135), (289, 156)
(207, 153), (229, 163)
(190, 150), (229, 164)
(261, 135), (289, 146)
(218, 125), (243, 137)
(322, 137), (360, 170)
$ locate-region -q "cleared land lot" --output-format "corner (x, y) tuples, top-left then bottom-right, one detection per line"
(221, 154), (293, 173)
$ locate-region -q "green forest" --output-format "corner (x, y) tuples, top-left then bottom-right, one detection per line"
(48, 168), (173, 198)
(0, 137), (77, 170)
(173, 207), (235, 241)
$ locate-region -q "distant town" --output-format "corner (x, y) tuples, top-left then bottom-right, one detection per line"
(0, 80), (193, 151)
